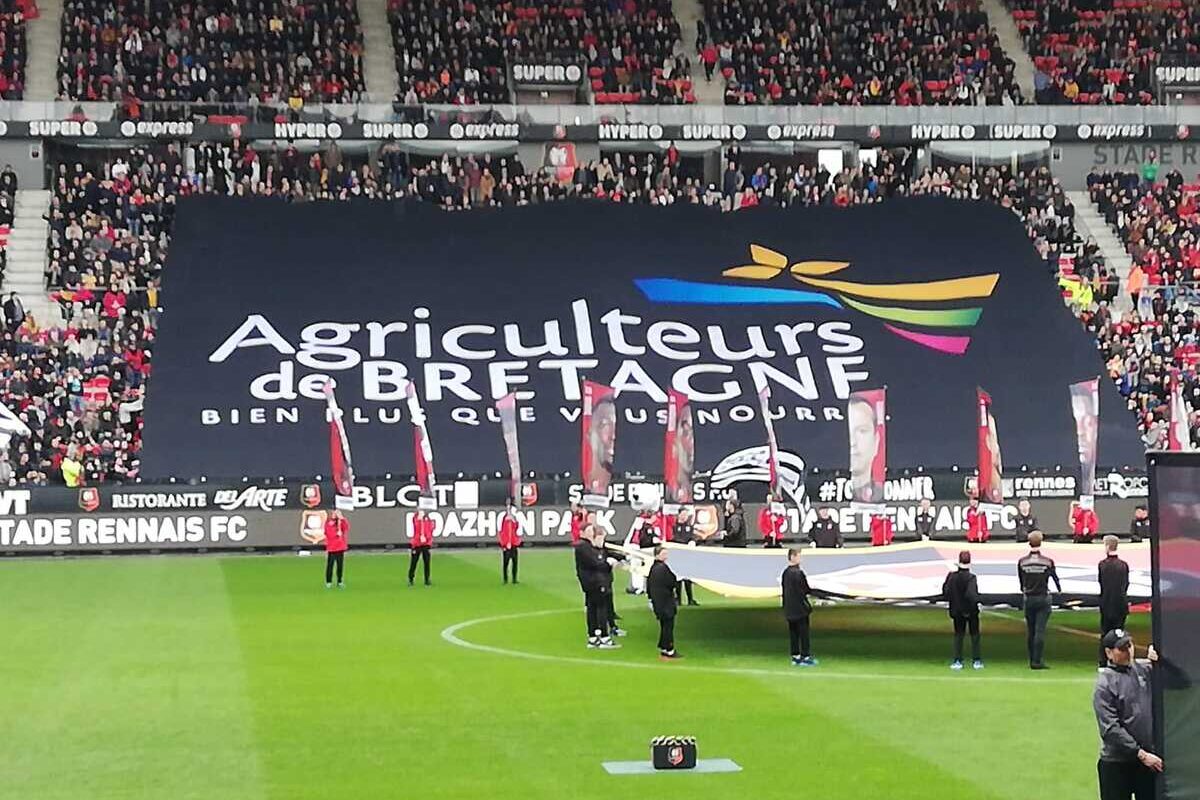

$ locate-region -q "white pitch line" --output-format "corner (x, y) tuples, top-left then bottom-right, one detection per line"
(440, 608), (1095, 686)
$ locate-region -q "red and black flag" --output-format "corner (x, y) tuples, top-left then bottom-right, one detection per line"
(323, 381), (355, 511)
(495, 393), (523, 501)
(976, 388), (1004, 506)
(581, 380), (616, 508)
(664, 389), (695, 509)
(406, 381), (437, 510)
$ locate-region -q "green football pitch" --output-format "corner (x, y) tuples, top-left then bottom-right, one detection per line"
(1, 549), (1147, 800)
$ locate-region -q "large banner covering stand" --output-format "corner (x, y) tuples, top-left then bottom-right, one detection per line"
(143, 200), (1143, 482)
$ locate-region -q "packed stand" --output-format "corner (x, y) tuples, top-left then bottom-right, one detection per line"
(389, 0), (692, 105)
(697, 0), (1023, 105)
(1087, 165), (1200, 446)
(58, 0), (365, 105)
(1009, 0), (1196, 104)
(0, 163), (15, 283)
(10, 142), (1173, 485)
(0, 0), (26, 99)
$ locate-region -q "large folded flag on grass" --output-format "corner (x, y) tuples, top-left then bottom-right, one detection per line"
(663, 389), (694, 510)
(322, 382), (355, 510)
(976, 388), (1004, 507)
(657, 540), (1151, 604)
(495, 392), (522, 502)
(406, 381), (437, 510)
(581, 380), (616, 508)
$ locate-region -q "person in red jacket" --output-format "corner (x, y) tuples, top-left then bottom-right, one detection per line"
(323, 509), (349, 589)
(869, 513), (895, 547)
(408, 508), (434, 586)
(759, 493), (786, 548)
(965, 496), (990, 543)
(1070, 501), (1100, 543)
(498, 498), (523, 584)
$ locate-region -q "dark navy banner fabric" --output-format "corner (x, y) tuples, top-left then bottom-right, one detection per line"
(141, 197), (1141, 480)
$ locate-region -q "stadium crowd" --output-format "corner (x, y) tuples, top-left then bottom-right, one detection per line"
(389, 0), (691, 105)
(698, 0), (1023, 105)
(1087, 167), (1200, 447)
(1010, 0), (1196, 104)
(0, 0), (25, 99)
(2, 137), (1197, 483)
(57, 0), (365, 104)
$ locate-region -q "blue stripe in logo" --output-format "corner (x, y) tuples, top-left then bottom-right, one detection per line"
(634, 278), (844, 308)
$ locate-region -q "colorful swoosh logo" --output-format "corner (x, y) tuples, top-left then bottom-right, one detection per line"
(634, 244), (1000, 355)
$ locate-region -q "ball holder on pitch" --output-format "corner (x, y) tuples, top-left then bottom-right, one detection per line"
(651, 736), (698, 770)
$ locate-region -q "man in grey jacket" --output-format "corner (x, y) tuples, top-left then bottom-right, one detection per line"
(1093, 628), (1162, 800)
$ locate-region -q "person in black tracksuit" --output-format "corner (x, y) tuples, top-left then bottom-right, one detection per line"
(672, 509), (698, 605)
(915, 499), (935, 540)
(1018, 530), (1062, 669)
(722, 499), (746, 547)
(942, 550), (983, 669)
(1098, 535), (1130, 667)
(1014, 499), (1038, 543)
(648, 547), (681, 658)
(782, 548), (816, 666)
(810, 507), (843, 548)
(574, 526), (618, 648)
(1129, 506), (1150, 543)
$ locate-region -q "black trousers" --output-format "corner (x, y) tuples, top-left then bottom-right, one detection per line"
(408, 546), (431, 583)
(675, 579), (695, 604)
(1098, 758), (1156, 800)
(585, 586), (612, 638)
(657, 613), (676, 652)
(324, 551), (344, 584)
(1023, 595), (1051, 666)
(952, 614), (981, 661)
(502, 547), (519, 582)
(606, 585), (620, 625)
(787, 617), (811, 658)
(1099, 611), (1128, 666)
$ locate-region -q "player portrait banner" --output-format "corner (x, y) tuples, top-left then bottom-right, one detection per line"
(495, 393), (523, 501)
(758, 387), (781, 496)
(1069, 378), (1100, 506)
(581, 381), (616, 508)
(976, 388), (1004, 507)
(663, 389), (695, 511)
(848, 388), (886, 511)
(323, 382), (356, 510)
(141, 199), (1145, 480)
(406, 381), (437, 510)
(1168, 375), (1193, 452)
